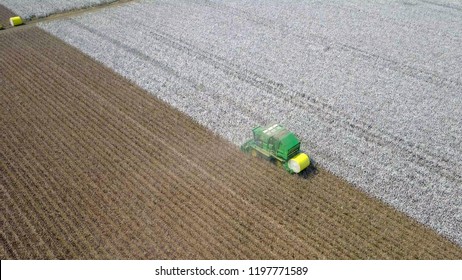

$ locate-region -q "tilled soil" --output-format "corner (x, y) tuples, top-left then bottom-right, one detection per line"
(1, 27), (461, 259)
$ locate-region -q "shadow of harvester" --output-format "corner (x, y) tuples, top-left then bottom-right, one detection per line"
(298, 158), (319, 179)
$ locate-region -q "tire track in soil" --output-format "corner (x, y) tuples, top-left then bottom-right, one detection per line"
(1, 27), (462, 259)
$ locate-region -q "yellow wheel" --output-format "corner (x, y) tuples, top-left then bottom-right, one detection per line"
(251, 149), (257, 157)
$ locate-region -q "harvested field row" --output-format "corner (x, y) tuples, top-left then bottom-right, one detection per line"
(1, 27), (462, 259)
(39, 0), (462, 245)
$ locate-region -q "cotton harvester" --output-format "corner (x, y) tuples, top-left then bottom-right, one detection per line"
(241, 124), (310, 174)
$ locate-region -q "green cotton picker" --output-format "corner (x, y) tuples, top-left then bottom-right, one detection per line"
(241, 124), (310, 174)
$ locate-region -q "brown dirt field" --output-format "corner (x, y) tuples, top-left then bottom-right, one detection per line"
(1, 27), (461, 260)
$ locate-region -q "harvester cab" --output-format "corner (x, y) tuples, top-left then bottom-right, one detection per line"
(241, 124), (310, 174)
